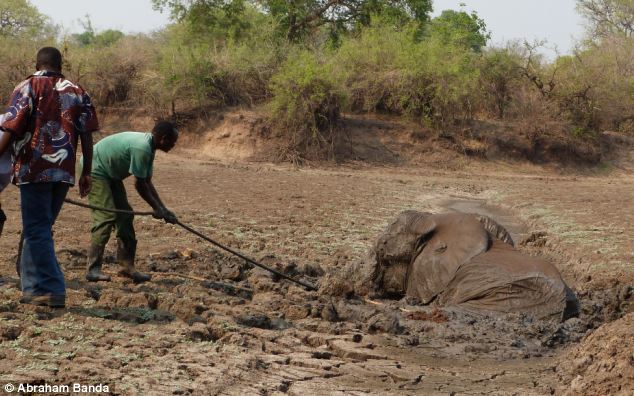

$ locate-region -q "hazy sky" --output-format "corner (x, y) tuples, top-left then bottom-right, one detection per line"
(433, 0), (586, 55)
(30, 0), (171, 34)
(31, 0), (586, 55)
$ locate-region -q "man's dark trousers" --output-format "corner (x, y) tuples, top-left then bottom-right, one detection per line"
(19, 182), (69, 297)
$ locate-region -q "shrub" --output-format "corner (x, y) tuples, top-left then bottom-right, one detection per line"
(556, 36), (634, 134)
(334, 20), (480, 126)
(144, 18), (286, 115)
(0, 38), (43, 104)
(63, 36), (157, 107)
(477, 46), (525, 119)
(269, 49), (346, 160)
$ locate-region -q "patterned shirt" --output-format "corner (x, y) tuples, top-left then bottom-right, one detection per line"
(0, 70), (98, 185)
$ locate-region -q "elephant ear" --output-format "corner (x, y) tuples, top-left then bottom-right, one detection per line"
(406, 213), (490, 304)
(408, 214), (440, 257)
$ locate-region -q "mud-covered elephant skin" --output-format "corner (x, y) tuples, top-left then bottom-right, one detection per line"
(323, 211), (579, 321)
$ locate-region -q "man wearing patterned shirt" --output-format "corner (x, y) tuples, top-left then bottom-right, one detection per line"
(0, 47), (98, 308)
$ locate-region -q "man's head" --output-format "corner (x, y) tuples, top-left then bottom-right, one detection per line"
(36, 47), (63, 73)
(152, 121), (179, 152)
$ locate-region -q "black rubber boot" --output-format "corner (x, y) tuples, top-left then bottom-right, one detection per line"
(0, 207), (6, 237)
(117, 238), (151, 283)
(86, 244), (111, 282)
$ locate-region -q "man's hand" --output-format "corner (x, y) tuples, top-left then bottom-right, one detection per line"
(163, 209), (178, 224)
(79, 175), (92, 197)
(153, 207), (178, 224)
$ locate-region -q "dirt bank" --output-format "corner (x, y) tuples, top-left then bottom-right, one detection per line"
(97, 108), (632, 168)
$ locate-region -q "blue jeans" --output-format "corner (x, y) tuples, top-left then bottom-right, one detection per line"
(19, 182), (69, 297)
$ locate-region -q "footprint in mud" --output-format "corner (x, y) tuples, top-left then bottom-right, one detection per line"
(71, 307), (174, 324)
(202, 280), (253, 300)
(234, 313), (292, 330)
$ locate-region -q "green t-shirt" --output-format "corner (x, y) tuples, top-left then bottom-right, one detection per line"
(91, 132), (155, 180)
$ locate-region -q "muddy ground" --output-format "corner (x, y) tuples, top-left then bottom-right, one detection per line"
(0, 141), (632, 394)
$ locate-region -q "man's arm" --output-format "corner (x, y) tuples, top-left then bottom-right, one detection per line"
(135, 177), (162, 211)
(0, 130), (10, 237)
(0, 131), (10, 157)
(135, 177), (177, 223)
(147, 178), (165, 208)
(77, 88), (98, 197)
(78, 132), (93, 197)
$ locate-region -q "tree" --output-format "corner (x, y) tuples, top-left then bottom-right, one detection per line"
(577, 0), (634, 39)
(0, 0), (50, 38)
(479, 46), (523, 118)
(426, 9), (490, 51)
(72, 16), (125, 47)
(263, 0), (432, 40)
(72, 16), (95, 46)
(152, 0), (433, 41)
(94, 30), (125, 47)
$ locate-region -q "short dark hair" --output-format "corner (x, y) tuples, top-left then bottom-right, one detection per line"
(36, 47), (62, 71)
(152, 120), (178, 140)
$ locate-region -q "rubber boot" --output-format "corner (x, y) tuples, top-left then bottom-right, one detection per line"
(86, 244), (111, 282)
(19, 294), (65, 308)
(0, 207), (6, 237)
(117, 238), (151, 283)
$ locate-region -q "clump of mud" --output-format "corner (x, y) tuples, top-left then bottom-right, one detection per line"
(559, 312), (634, 395)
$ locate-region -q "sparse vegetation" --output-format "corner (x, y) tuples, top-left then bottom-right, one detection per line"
(0, 0), (632, 160)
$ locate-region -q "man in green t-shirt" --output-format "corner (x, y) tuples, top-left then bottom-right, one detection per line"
(84, 121), (179, 283)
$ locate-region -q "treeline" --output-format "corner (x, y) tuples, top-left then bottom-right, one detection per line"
(1, 0), (633, 159)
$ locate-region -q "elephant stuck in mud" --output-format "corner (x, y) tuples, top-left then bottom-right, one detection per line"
(322, 211), (579, 321)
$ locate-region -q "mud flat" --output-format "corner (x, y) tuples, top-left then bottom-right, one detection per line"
(0, 155), (632, 394)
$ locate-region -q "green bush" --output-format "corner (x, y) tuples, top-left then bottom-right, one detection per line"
(144, 16), (287, 115)
(0, 38), (43, 104)
(63, 36), (157, 107)
(555, 37), (634, 134)
(334, 20), (480, 125)
(1, 0), (632, 161)
(269, 49), (346, 159)
(477, 46), (525, 119)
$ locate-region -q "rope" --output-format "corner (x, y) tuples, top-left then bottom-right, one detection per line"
(63, 198), (317, 291)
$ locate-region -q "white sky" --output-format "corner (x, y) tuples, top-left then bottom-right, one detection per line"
(31, 0), (586, 55)
(30, 0), (171, 35)
(432, 0), (586, 55)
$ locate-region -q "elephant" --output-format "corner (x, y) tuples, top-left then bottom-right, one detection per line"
(322, 211), (579, 321)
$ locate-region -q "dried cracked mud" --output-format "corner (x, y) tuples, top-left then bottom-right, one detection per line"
(0, 152), (632, 395)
